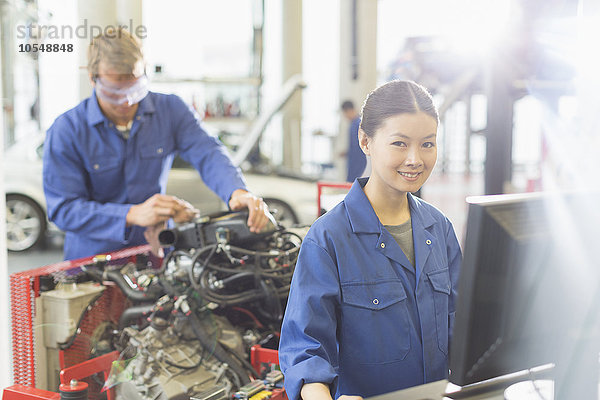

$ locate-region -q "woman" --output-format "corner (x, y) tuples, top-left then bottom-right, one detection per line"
(279, 80), (461, 400)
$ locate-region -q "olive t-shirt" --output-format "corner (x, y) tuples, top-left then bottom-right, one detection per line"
(385, 219), (414, 268)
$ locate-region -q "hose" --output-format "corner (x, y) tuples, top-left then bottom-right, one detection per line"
(219, 341), (260, 379)
(186, 311), (252, 385)
(118, 303), (155, 330)
(82, 266), (164, 302)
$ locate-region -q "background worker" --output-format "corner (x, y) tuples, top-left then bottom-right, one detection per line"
(341, 100), (367, 182)
(43, 28), (270, 260)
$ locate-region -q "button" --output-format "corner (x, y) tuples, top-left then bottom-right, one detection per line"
(136, 116), (141, 120)
(93, 164), (99, 170)
(157, 147), (163, 154)
(372, 298), (379, 305)
(380, 243), (385, 248)
(426, 239), (432, 245)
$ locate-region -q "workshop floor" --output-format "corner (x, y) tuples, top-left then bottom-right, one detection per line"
(7, 234), (64, 275)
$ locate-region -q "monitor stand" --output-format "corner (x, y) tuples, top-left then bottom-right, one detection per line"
(444, 364), (554, 399)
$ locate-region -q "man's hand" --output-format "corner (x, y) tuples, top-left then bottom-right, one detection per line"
(228, 189), (272, 233)
(144, 221), (166, 257)
(172, 197), (199, 223)
(126, 194), (198, 227)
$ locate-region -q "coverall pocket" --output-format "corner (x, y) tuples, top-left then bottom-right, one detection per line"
(340, 280), (411, 364)
(87, 156), (122, 200)
(139, 142), (174, 159)
(139, 142), (174, 181)
(427, 268), (451, 355)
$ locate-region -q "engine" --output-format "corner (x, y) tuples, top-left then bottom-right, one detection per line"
(115, 313), (241, 400)
(76, 212), (305, 400)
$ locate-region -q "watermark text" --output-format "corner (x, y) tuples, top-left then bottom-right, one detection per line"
(16, 19), (147, 41)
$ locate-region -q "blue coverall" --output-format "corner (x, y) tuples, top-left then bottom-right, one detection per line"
(43, 91), (246, 260)
(279, 178), (462, 399)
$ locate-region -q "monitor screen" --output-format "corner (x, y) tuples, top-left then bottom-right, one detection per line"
(449, 192), (600, 396)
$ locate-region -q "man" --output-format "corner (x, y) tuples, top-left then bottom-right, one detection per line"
(43, 28), (270, 260)
(341, 100), (366, 182)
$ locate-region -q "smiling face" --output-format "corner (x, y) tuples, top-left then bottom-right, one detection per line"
(360, 111), (438, 196)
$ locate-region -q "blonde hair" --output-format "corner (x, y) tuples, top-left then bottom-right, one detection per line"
(88, 27), (144, 79)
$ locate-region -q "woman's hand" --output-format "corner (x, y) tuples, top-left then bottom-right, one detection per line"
(301, 383), (333, 400)
(300, 383), (363, 400)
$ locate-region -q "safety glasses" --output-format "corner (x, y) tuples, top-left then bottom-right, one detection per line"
(95, 75), (149, 106)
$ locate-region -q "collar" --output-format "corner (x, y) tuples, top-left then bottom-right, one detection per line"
(86, 89), (156, 127)
(86, 89), (106, 126)
(136, 91), (156, 115)
(345, 177), (437, 233)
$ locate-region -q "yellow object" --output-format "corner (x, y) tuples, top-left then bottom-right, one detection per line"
(249, 390), (273, 400)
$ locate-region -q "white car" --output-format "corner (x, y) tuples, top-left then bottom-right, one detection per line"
(167, 156), (317, 227)
(4, 134), (317, 252)
(4, 134), (55, 251)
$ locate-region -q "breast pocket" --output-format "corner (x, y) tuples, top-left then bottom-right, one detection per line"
(340, 280), (411, 364)
(427, 268), (451, 355)
(139, 142), (174, 182)
(87, 156), (122, 200)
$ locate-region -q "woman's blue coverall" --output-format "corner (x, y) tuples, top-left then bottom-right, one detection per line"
(279, 178), (462, 399)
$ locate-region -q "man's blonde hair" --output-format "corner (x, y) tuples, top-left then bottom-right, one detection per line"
(88, 27), (144, 79)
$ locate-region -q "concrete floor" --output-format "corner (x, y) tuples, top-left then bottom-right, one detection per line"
(7, 234), (64, 275)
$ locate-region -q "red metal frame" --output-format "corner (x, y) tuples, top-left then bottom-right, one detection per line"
(270, 388), (288, 400)
(9, 245), (151, 389)
(59, 351), (120, 400)
(2, 385), (60, 400)
(7, 248), (290, 400)
(250, 345), (280, 375)
(4, 351), (120, 400)
(250, 345), (288, 400)
(6, 347), (286, 400)
(59, 350), (119, 385)
(316, 181), (352, 217)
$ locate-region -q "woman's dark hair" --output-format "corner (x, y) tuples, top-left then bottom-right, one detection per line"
(360, 80), (439, 137)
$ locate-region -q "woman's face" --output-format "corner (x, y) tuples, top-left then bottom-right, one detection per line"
(361, 111), (438, 195)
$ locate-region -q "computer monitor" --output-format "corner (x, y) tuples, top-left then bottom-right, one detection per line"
(449, 192), (600, 399)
